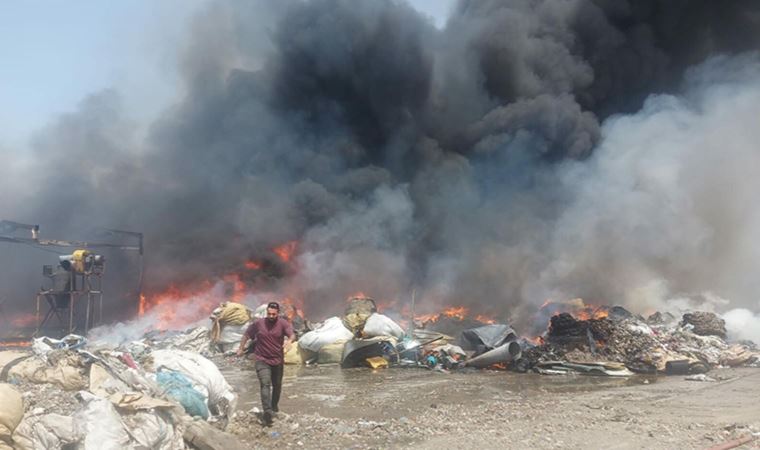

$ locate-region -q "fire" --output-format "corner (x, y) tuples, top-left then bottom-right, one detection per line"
(474, 314), (496, 325)
(244, 260), (262, 270)
(414, 313), (440, 324)
(273, 241), (297, 263)
(527, 335), (545, 346)
(442, 306), (469, 320)
(539, 298), (609, 321)
(0, 340), (31, 348)
(9, 313), (37, 328)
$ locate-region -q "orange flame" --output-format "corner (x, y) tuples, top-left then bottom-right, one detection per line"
(540, 298), (609, 321)
(474, 314), (496, 325)
(244, 260), (262, 270)
(8, 313), (37, 328)
(273, 241), (297, 263)
(442, 306), (469, 320)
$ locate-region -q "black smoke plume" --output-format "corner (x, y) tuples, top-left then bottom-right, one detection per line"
(2, 0), (760, 329)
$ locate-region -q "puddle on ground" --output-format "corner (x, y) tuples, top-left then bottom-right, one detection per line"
(221, 361), (659, 419)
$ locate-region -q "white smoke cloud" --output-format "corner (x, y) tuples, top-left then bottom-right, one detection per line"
(723, 308), (760, 343)
(543, 53), (760, 315)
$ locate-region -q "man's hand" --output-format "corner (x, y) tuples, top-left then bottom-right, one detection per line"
(236, 348), (245, 357)
(283, 339), (293, 353)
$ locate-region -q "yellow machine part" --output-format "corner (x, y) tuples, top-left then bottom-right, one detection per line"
(72, 249), (90, 273)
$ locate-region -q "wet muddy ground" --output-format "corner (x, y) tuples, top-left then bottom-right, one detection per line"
(216, 357), (760, 449)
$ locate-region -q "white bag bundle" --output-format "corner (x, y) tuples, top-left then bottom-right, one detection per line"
(150, 349), (237, 418)
(297, 317), (353, 352)
(362, 313), (405, 339)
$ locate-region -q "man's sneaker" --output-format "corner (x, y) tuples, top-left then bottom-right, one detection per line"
(263, 411), (273, 427)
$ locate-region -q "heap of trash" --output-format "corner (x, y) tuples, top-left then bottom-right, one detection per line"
(517, 308), (760, 376)
(139, 298), (760, 379)
(0, 333), (245, 450)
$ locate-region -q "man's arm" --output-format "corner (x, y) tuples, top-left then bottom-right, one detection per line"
(282, 321), (295, 351)
(237, 322), (256, 356)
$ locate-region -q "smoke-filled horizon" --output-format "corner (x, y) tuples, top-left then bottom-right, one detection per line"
(2, 0), (760, 329)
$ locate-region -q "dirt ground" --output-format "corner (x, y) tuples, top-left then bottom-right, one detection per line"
(217, 357), (760, 449)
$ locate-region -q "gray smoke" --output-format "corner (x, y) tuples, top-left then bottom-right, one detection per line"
(3, 0), (760, 330)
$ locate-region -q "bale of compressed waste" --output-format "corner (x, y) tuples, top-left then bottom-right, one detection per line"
(342, 297), (377, 336)
(681, 312), (727, 338)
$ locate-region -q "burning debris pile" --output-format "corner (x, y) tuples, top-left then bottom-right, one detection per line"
(518, 309), (760, 376)
(0, 332), (246, 450)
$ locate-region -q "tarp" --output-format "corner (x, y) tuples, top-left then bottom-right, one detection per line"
(459, 324), (518, 352)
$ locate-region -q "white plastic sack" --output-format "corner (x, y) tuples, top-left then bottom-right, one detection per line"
(298, 317), (354, 352)
(12, 413), (79, 450)
(121, 411), (184, 450)
(150, 349), (237, 418)
(74, 392), (130, 450)
(363, 313), (405, 339)
(218, 322), (249, 345)
(0, 384), (23, 440)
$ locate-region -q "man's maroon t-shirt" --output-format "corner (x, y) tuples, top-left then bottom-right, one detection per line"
(245, 317), (294, 366)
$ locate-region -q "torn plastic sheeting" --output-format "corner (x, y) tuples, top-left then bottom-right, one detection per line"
(464, 341), (522, 368)
(11, 413), (79, 450)
(298, 317), (354, 352)
(74, 392), (131, 450)
(459, 324), (518, 352)
(152, 327), (212, 354)
(31, 335), (86, 359)
(150, 349), (236, 418)
(157, 370), (209, 419)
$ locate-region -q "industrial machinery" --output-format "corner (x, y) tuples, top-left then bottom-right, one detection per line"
(0, 220), (142, 336)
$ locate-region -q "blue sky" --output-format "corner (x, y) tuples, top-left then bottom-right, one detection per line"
(0, 0), (453, 150)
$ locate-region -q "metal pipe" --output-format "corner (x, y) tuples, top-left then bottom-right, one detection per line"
(464, 341), (522, 368)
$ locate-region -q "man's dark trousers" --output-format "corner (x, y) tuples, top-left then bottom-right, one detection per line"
(255, 360), (284, 414)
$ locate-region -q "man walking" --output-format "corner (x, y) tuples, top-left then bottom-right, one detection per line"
(237, 302), (294, 426)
